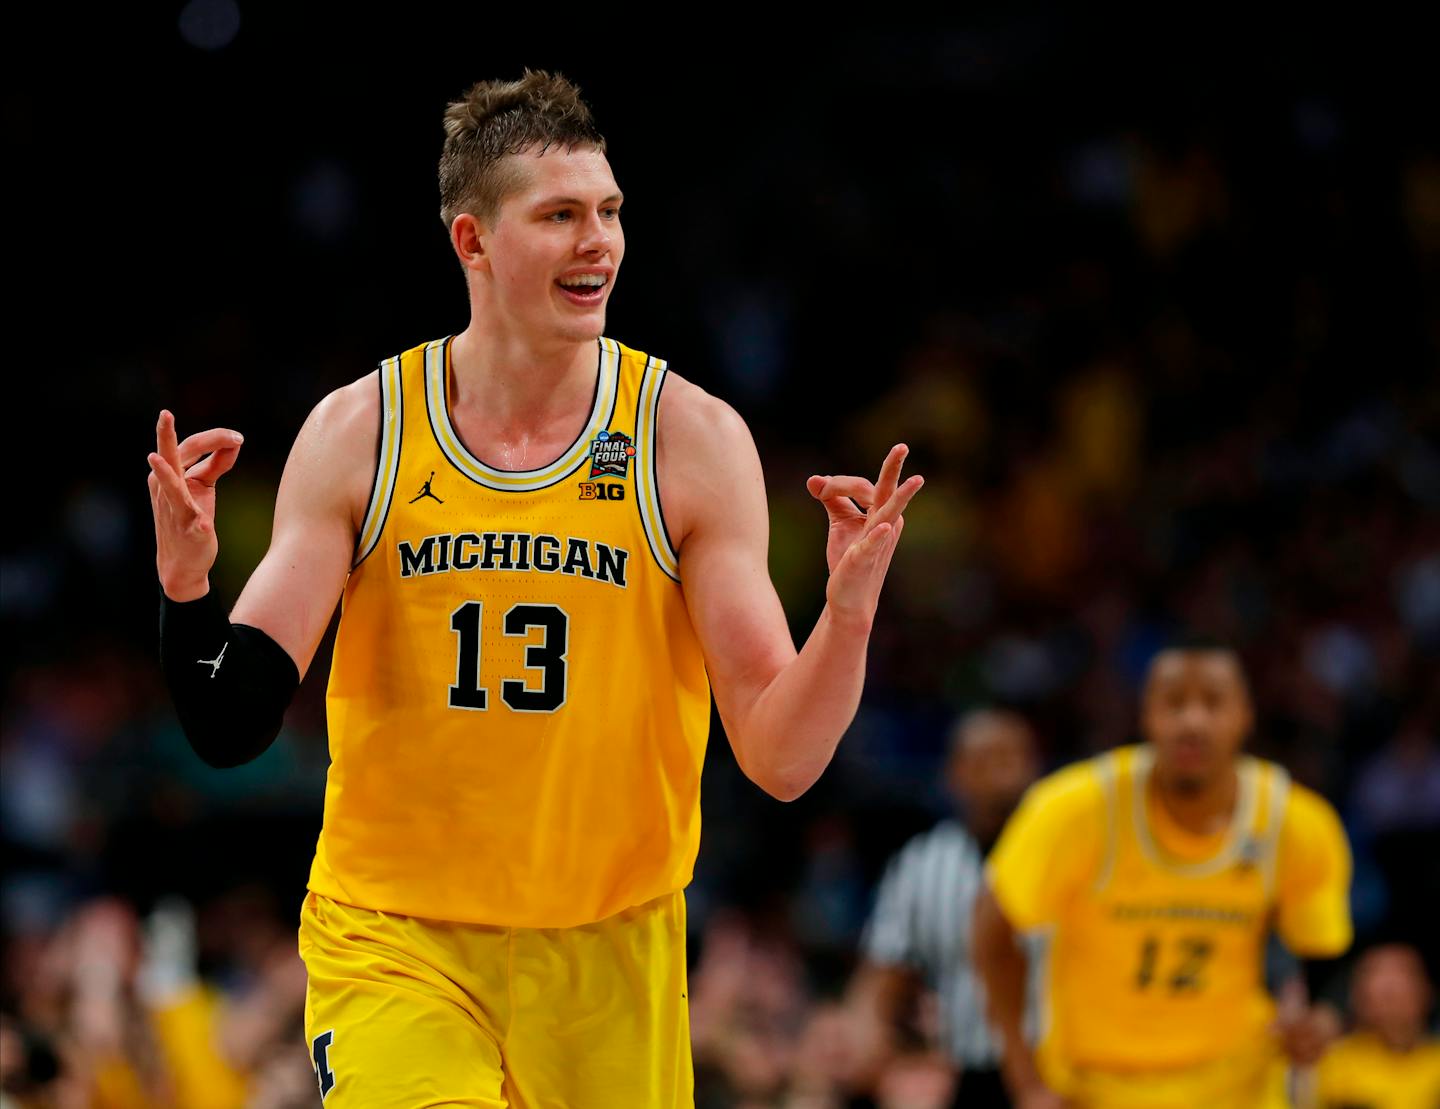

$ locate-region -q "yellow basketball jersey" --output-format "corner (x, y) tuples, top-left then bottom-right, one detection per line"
(990, 744), (1351, 1105)
(1042, 747), (1289, 1077)
(308, 336), (711, 928)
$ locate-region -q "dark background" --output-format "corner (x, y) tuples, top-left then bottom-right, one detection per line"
(3, 8), (1437, 1106)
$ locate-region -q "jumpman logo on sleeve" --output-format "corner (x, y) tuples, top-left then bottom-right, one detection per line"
(197, 642), (227, 678)
(410, 472), (444, 504)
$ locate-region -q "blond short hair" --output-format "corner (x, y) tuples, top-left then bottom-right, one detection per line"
(438, 69), (606, 228)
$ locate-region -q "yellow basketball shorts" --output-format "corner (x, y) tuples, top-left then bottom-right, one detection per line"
(297, 889), (692, 1108)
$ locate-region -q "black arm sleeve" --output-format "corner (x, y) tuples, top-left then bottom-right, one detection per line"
(158, 588), (300, 768)
(1303, 954), (1349, 1006)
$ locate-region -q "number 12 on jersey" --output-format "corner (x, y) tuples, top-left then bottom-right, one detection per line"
(448, 601), (569, 713)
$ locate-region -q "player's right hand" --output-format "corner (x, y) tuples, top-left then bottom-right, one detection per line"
(147, 409), (243, 601)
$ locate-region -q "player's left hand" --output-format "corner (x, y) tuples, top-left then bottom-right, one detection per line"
(806, 444), (923, 629)
(1271, 980), (1341, 1066)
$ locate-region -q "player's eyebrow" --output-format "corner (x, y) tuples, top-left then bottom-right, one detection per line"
(535, 193), (624, 208)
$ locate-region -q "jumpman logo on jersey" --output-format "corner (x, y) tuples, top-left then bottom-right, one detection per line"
(410, 472), (444, 504)
(197, 642), (227, 678)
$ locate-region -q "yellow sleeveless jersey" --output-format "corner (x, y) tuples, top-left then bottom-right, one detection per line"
(308, 336), (711, 928)
(988, 745), (1351, 1099)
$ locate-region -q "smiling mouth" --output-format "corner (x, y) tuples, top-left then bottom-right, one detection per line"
(556, 276), (608, 305)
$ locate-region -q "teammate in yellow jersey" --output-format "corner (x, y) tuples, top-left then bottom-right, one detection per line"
(973, 640), (1353, 1109)
(144, 71), (921, 1108)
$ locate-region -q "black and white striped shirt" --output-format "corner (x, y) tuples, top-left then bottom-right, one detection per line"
(860, 819), (1021, 1069)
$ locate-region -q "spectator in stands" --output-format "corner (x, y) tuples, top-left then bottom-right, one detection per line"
(1316, 943), (1440, 1109)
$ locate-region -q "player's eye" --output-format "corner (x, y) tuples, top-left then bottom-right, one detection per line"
(548, 210), (572, 222)
(602, 207), (620, 219)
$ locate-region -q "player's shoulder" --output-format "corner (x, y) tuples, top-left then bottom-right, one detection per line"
(655, 366), (751, 452)
(293, 370), (381, 464)
(317, 369), (381, 427)
(649, 360), (760, 507)
(276, 368), (384, 529)
(1020, 750), (1115, 817)
(605, 337), (752, 454)
(1275, 773), (1346, 843)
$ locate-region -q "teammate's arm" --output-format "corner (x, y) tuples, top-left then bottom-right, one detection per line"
(973, 767), (1102, 1108)
(659, 377), (921, 801)
(973, 888), (1061, 1108)
(1269, 786), (1353, 1065)
(147, 377), (378, 765)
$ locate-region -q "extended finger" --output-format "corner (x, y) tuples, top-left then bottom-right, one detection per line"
(177, 428), (243, 469)
(866, 474), (924, 529)
(807, 475), (877, 508)
(873, 444), (909, 507)
(148, 452), (199, 518)
(157, 410), (183, 474)
(186, 443), (242, 486)
(876, 514), (906, 573)
(843, 520), (894, 572)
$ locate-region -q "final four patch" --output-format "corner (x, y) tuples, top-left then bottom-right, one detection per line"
(589, 430), (636, 478)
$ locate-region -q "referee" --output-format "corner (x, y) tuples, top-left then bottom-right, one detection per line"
(848, 709), (1040, 1108)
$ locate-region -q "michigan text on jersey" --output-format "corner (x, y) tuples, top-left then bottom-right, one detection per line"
(396, 531), (629, 588)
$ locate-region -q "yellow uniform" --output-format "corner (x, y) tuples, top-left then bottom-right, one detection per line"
(1315, 1032), (1440, 1109)
(988, 745), (1352, 1109)
(299, 336), (709, 1106)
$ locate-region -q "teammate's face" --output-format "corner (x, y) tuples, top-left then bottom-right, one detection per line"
(1141, 650), (1252, 792)
(483, 146), (624, 344)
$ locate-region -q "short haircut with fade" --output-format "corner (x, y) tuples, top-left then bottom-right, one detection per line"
(438, 70), (607, 229)
(1146, 632), (1251, 691)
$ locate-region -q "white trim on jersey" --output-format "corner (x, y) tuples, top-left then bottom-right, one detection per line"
(424, 336), (621, 492)
(1130, 748), (1262, 878)
(635, 356), (680, 581)
(353, 355), (404, 568)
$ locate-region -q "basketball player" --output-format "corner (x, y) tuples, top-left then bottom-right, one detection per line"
(146, 72), (921, 1107)
(973, 641), (1352, 1109)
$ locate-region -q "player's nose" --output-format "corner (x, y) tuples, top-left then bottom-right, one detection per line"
(575, 212), (614, 256)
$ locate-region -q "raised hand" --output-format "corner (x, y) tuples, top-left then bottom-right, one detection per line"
(1271, 978), (1341, 1067)
(805, 444), (923, 628)
(147, 409), (243, 601)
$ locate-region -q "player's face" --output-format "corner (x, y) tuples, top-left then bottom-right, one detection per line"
(1141, 651), (1252, 791)
(485, 146), (624, 344)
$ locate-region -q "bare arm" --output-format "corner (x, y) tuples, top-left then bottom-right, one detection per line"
(661, 377), (922, 801)
(973, 885), (1062, 1107)
(149, 375), (378, 678)
(228, 379), (378, 676)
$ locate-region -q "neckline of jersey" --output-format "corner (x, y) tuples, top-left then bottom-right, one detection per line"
(1129, 746), (1259, 878)
(425, 335), (619, 490)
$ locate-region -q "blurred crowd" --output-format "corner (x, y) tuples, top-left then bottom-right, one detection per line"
(0, 894), (310, 1107)
(5, 14), (1438, 1109)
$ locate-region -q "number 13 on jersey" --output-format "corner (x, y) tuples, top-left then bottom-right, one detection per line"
(448, 601), (569, 713)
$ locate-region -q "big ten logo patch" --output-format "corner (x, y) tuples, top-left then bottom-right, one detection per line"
(578, 482), (625, 501)
(589, 431), (636, 479)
